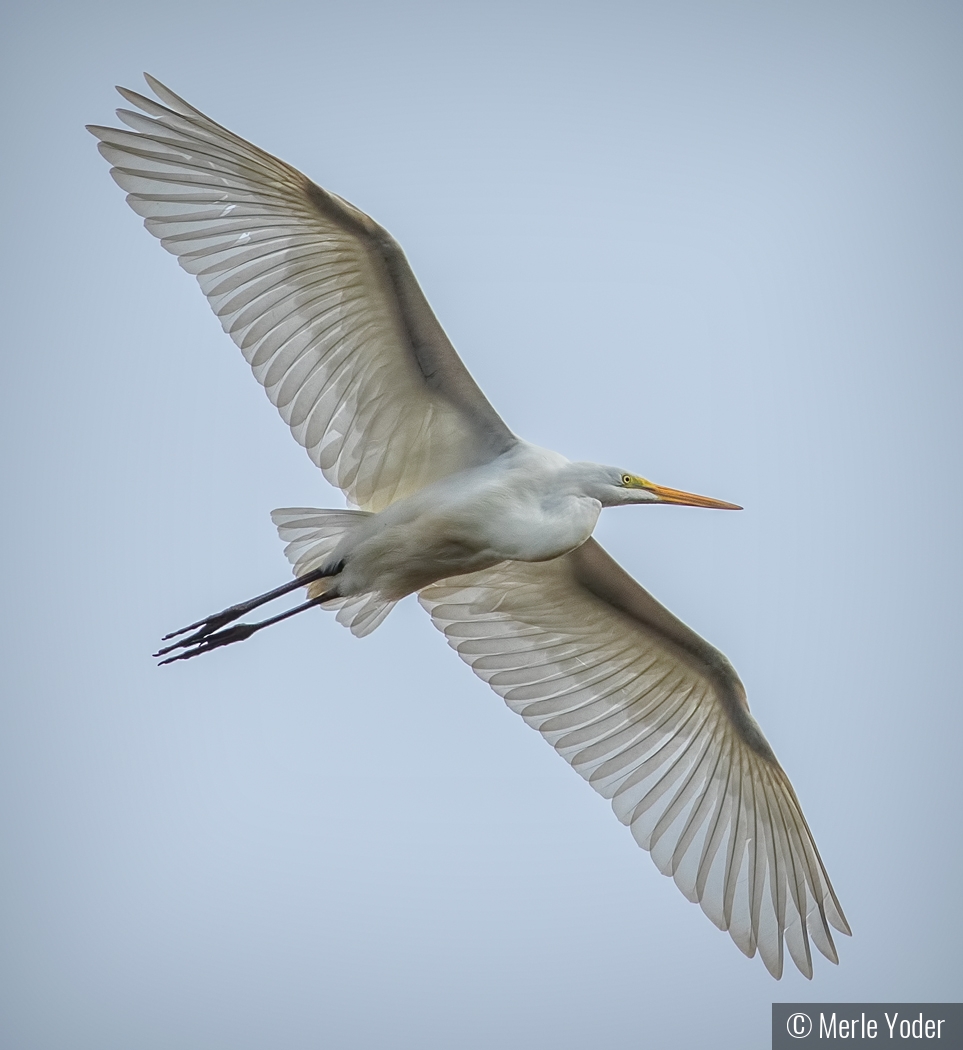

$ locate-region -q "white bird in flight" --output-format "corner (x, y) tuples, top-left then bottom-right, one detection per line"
(89, 75), (850, 979)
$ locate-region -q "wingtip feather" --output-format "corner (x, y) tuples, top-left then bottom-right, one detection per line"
(142, 72), (204, 119)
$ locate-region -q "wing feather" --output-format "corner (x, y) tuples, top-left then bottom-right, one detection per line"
(89, 76), (516, 510)
(418, 539), (849, 977)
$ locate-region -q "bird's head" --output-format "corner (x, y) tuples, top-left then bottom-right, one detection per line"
(586, 465), (742, 510)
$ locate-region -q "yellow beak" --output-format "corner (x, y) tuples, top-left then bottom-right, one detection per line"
(643, 482), (742, 510)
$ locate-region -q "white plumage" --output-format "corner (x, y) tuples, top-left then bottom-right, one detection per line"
(88, 75), (850, 979)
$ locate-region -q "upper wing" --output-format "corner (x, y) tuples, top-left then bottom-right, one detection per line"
(88, 76), (516, 512)
(419, 539), (850, 978)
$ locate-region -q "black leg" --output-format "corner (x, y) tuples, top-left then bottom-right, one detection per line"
(156, 590), (339, 664)
(158, 561), (344, 650)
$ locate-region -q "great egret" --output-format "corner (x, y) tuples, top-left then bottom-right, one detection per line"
(88, 75), (849, 979)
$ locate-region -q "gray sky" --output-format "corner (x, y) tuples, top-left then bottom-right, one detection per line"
(2, 1), (961, 1047)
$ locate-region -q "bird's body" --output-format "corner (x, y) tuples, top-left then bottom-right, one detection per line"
(88, 76), (850, 979)
(324, 444), (607, 598)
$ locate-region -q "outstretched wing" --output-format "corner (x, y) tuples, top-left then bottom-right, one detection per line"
(88, 76), (516, 512)
(419, 539), (850, 978)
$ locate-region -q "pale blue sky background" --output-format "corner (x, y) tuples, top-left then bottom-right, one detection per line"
(1, 2), (961, 1047)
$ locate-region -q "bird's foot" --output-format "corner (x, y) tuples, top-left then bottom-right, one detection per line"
(158, 604), (252, 648)
(156, 622), (259, 664)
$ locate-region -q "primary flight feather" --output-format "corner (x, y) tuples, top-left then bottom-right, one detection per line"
(88, 74), (849, 979)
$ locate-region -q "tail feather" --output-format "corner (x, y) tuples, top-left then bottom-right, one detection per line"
(271, 507), (396, 637)
(324, 593), (397, 637)
(271, 507), (371, 575)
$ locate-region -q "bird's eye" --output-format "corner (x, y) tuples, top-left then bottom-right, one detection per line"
(622, 474), (633, 486)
